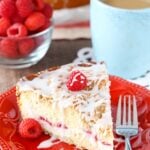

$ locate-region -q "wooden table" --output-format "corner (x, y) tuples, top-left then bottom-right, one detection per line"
(0, 40), (91, 93)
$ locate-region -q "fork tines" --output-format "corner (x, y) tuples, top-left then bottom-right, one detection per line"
(116, 95), (138, 127)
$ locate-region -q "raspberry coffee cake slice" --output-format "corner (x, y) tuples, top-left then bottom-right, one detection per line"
(16, 62), (114, 150)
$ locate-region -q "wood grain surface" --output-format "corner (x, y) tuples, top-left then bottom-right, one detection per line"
(0, 40), (91, 93)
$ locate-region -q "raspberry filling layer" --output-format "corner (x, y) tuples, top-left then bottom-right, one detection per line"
(39, 116), (68, 129)
(39, 116), (112, 146)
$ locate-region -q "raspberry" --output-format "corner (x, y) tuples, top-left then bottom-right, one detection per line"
(33, 0), (45, 10)
(19, 118), (43, 139)
(18, 39), (35, 57)
(16, 0), (35, 18)
(7, 23), (28, 38)
(0, 39), (19, 58)
(12, 13), (25, 23)
(38, 19), (51, 32)
(0, 17), (11, 36)
(66, 70), (87, 91)
(25, 12), (46, 31)
(0, 0), (16, 18)
(42, 3), (53, 18)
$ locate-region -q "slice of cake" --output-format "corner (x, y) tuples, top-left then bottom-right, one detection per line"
(16, 62), (114, 150)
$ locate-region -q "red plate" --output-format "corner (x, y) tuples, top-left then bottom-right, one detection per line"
(0, 75), (150, 150)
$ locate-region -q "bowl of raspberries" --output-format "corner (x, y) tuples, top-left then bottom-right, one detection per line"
(0, 0), (53, 68)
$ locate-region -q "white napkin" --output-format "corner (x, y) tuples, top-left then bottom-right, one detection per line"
(52, 5), (91, 40)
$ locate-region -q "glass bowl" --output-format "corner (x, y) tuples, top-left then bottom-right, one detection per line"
(0, 23), (53, 69)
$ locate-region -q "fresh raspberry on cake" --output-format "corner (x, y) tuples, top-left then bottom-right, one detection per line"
(19, 118), (43, 139)
(0, 0), (16, 18)
(67, 70), (87, 91)
(25, 12), (46, 31)
(0, 39), (19, 58)
(7, 23), (28, 37)
(18, 39), (35, 57)
(16, 0), (35, 18)
(0, 17), (11, 36)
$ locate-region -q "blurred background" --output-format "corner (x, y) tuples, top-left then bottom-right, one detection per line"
(0, 0), (91, 93)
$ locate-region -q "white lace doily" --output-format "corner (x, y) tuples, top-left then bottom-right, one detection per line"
(73, 47), (150, 90)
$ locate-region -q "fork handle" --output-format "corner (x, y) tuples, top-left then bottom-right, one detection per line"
(125, 137), (132, 150)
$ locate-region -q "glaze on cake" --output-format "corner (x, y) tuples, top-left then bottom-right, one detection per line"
(16, 62), (114, 150)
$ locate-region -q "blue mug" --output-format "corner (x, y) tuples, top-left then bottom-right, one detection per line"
(90, 0), (150, 79)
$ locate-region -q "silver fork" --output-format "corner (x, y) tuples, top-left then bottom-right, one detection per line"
(116, 95), (138, 150)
